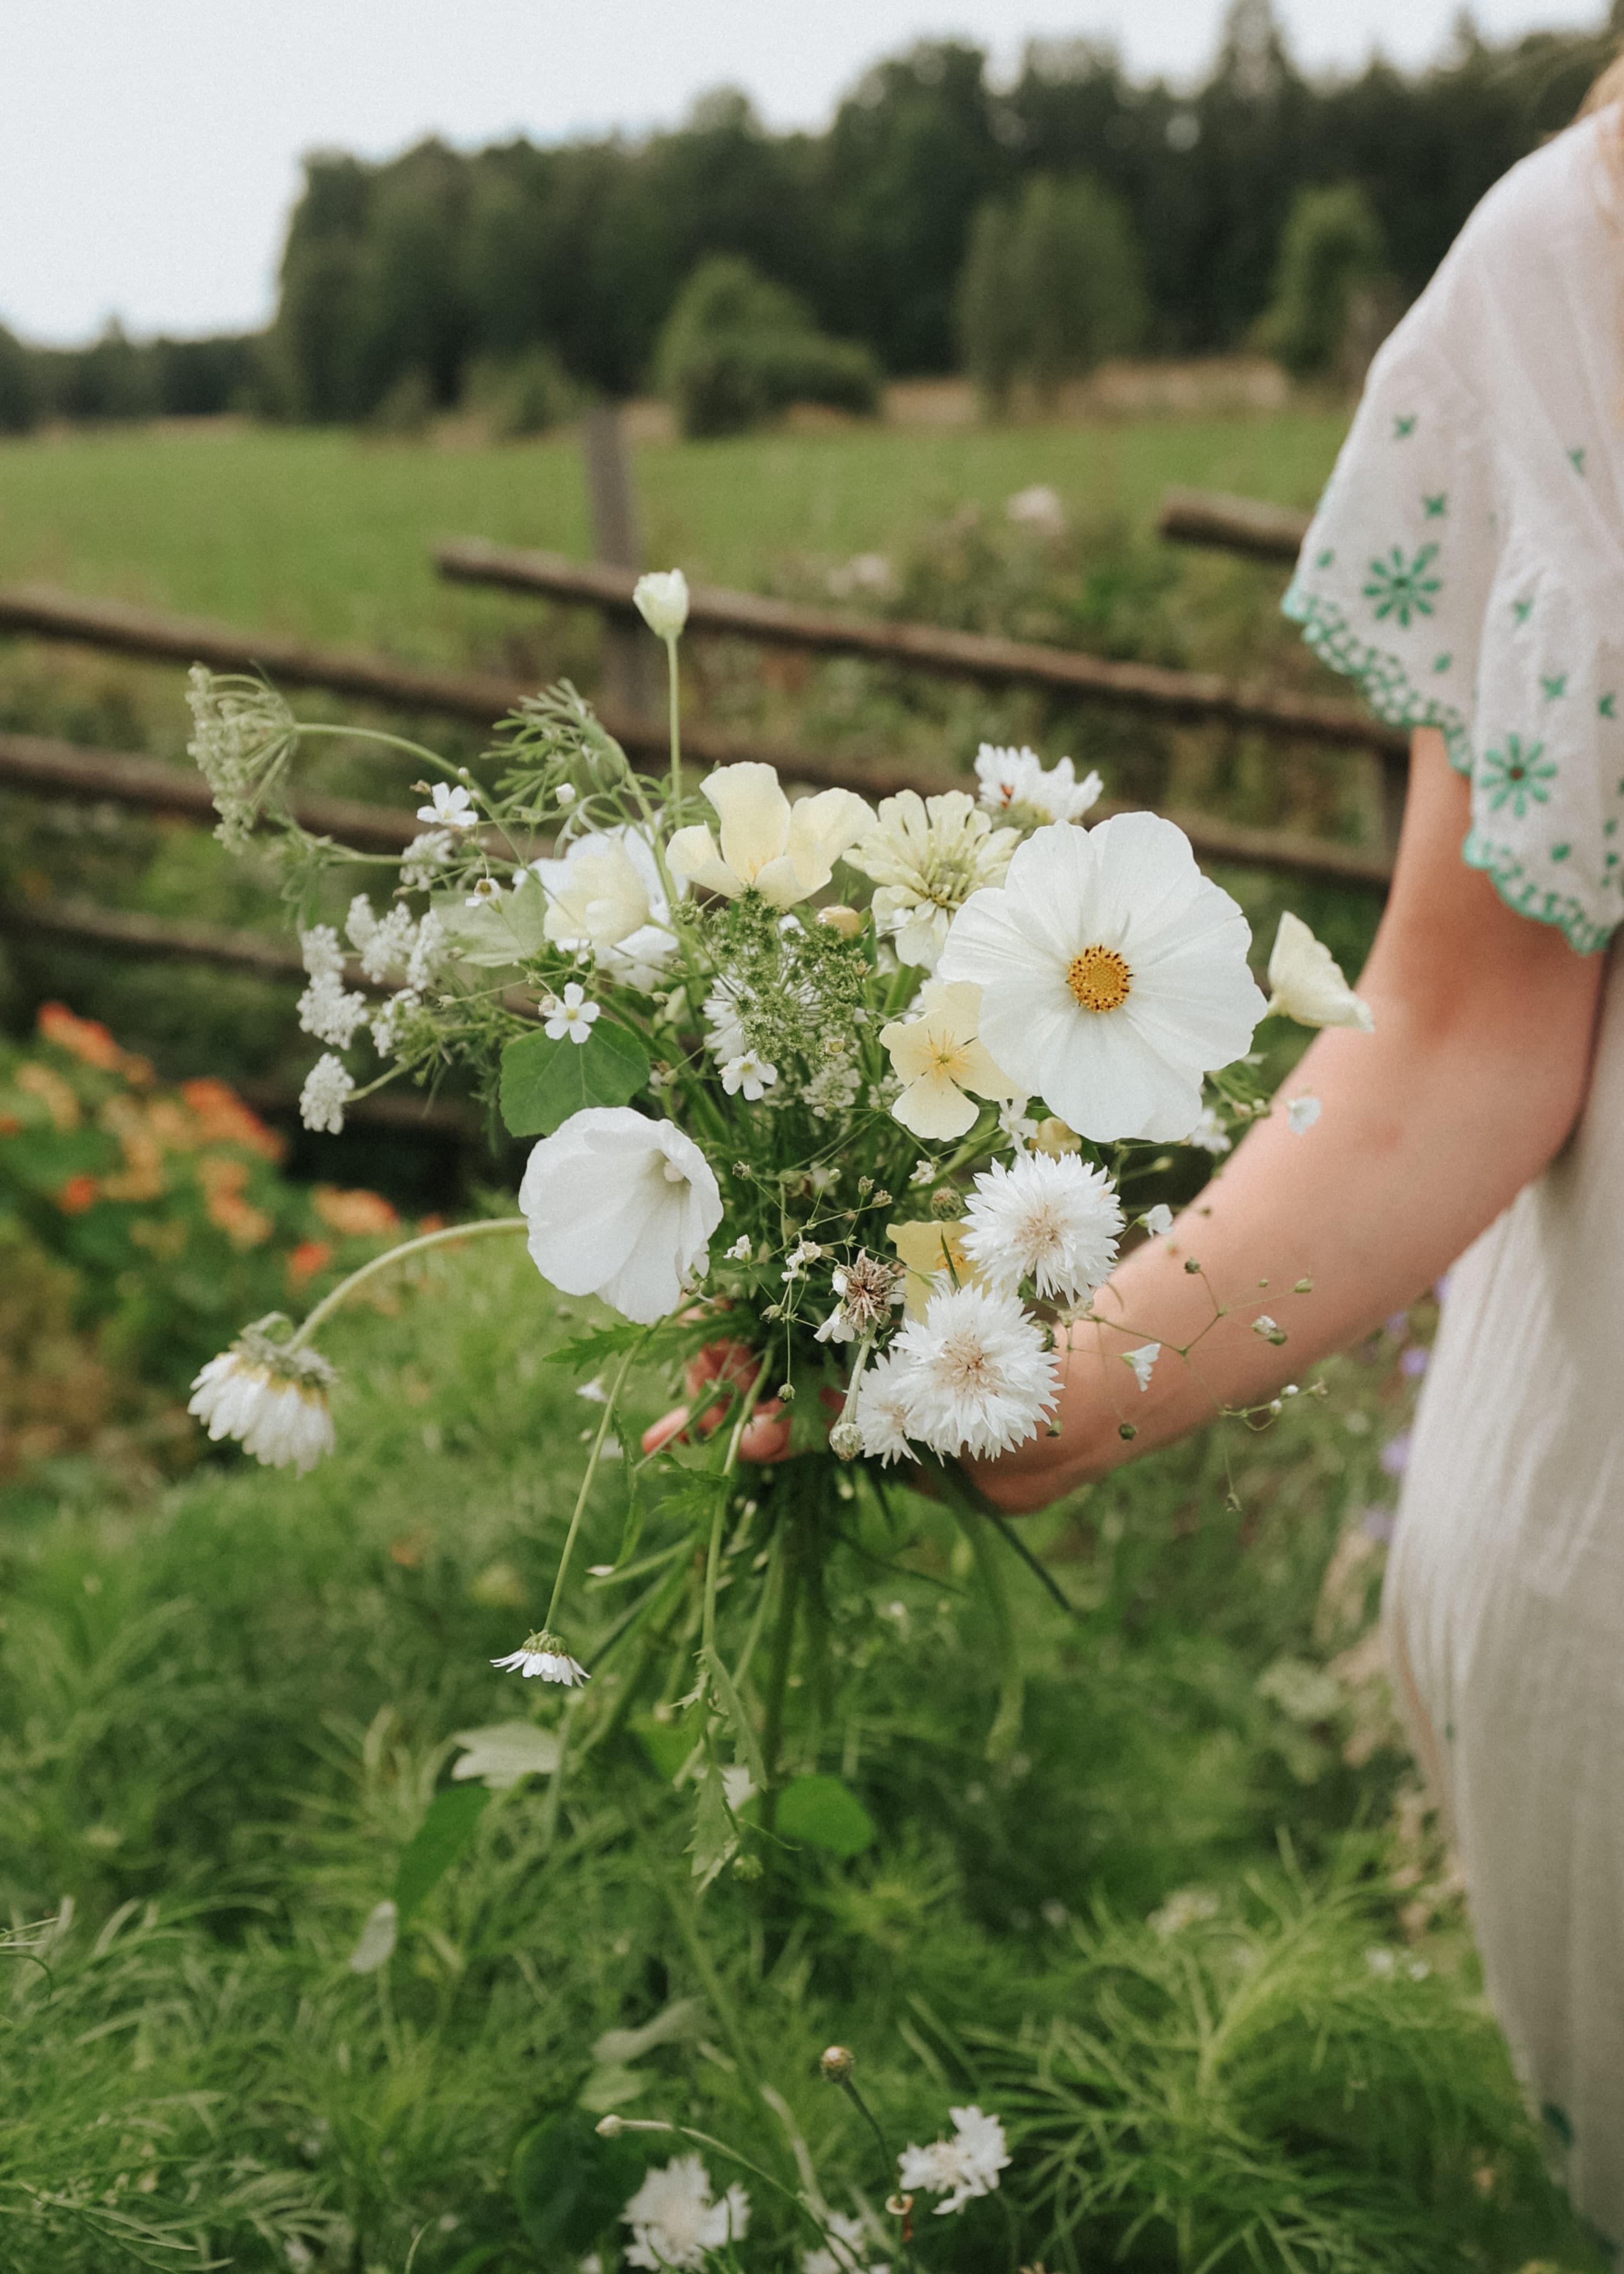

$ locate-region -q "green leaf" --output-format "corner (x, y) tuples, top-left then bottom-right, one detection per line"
(449, 1722), (562, 1789)
(394, 1782), (490, 1923)
(544, 1322), (651, 1370)
(500, 1020), (649, 1139)
(510, 2108), (645, 2257)
(700, 1645), (766, 1793)
(775, 1774), (877, 1859)
(688, 1757), (737, 1890)
(433, 876), (549, 968)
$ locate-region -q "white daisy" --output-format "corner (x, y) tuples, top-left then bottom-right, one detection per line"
(417, 782), (479, 829)
(847, 789), (1017, 970)
(973, 742), (1102, 825)
(852, 1350), (918, 1464)
(721, 1051), (778, 1100)
(622, 2154), (749, 2271)
(888, 1283), (1058, 1459)
(543, 983), (601, 1045)
(960, 1152), (1123, 1304)
(937, 814), (1266, 1143)
(1122, 1343), (1160, 1392)
(188, 1325), (338, 1474)
(490, 1629), (590, 1685)
(896, 2105), (1011, 2218)
(1266, 911), (1373, 1032)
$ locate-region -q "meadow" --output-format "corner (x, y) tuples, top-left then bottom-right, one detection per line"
(0, 402), (1600, 2272)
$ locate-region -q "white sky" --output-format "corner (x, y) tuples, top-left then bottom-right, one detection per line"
(0, 0), (1608, 343)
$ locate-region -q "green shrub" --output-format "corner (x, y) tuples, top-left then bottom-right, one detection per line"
(0, 323), (38, 434)
(1258, 183), (1387, 381)
(465, 344), (577, 438)
(656, 253), (881, 438)
(959, 174), (1149, 412)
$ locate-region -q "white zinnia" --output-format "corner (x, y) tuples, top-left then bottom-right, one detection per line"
(960, 1152), (1123, 1304)
(188, 1329), (337, 1474)
(532, 825), (680, 990)
(543, 983), (601, 1044)
(667, 763), (872, 911)
(897, 2105), (1011, 2217)
(1266, 911), (1374, 1032)
(622, 2154), (749, 2272)
(852, 1350), (918, 1464)
(888, 1283), (1058, 1459)
(417, 782), (478, 829)
(633, 568), (690, 643)
(879, 979), (1022, 1142)
(938, 814), (1266, 1143)
(519, 1107), (722, 1324)
(973, 743), (1102, 825)
(846, 789), (1017, 970)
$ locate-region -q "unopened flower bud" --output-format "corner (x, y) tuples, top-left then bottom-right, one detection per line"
(929, 1186), (959, 1220)
(1034, 1115), (1081, 1158)
(634, 568), (690, 642)
(820, 2045), (855, 2083)
(1118, 1421), (1137, 1441)
(818, 905), (865, 938)
(829, 1420), (863, 1463)
(596, 2115), (625, 2137)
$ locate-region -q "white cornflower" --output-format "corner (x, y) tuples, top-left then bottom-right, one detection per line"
(299, 1054), (354, 1135)
(622, 2154), (749, 2271)
(188, 1324), (337, 1474)
(888, 1283), (1058, 1459)
(880, 979), (1022, 1142)
(185, 665), (298, 851)
(804, 2210), (891, 2274)
(543, 983), (601, 1045)
(417, 782), (478, 829)
(1266, 911), (1374, 1032)
(973, 742), (1101, 826)
(1186, 1106), (1233, 1155)
(400, 829), (452, 889)
(896, 2106), (1011, 2218)
(1006, 482), (1066, 534)
(782, 1239), (823, 1282)
(633, 568), (691, 643)
(1286, 1094), (1322, 1135)
(724, 1234), (754, 1263)
(491, 1629), (590, 1685)
(465, 874), (503, 910)
(532, 825), (680, 989)
(668, 763), (872, 911)
(852, 1350), (918, 1463)
(520, 1108), (722, 1324)
(722, 1052), (778, 1101)
(938, 814), (1266, 1143)
(960, 1152), (1123, 1304)
(1123, 1343), (1160, 1392)
(847, 790), (1017, 970)
(1141, 1204), (1174, 1237)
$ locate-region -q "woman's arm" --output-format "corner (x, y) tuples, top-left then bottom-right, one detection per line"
(972, 727), (1608, 1513)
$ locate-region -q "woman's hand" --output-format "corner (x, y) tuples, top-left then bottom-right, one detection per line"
(640, 1338), (844, 1463)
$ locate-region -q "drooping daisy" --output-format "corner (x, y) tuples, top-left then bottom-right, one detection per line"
(519, 1108), (722, 1323)
(543, 983), (601, 1045)
(188, 1324), (337, 1473)
(888, 1283), (1058, 1458)
(416, 781), (479, 829)
(490, 1630), (590, 1685)
(960, 1152), (1123, 1304)
(973, 743), (1102, 826)
(846, 790), (1017, 969)
(879, 980), (1022, 1141)
(667, 763), (872, 910)
(622, 2154), (750, 2272)
(1266, 911), (1374, 1031)
(937, 814), (1266, 1143)
(896, 2105), (1011, 2217)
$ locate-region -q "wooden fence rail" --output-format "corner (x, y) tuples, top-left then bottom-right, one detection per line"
(1155, 487), (1312, 564)
(433, 537), (1405, 767)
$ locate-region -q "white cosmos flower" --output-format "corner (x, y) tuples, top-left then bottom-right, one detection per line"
(667, 763), (872, 910)
(1266, 911), (1374, 1031)
(880, 979), (1022, 1141)
(960, 1152), (1123, 1304)
(519, 1108), (722, 1324)
(1123, 1343), (1161, 1391)
(1286, 1094), (1322, 1135)
(896, 2105), (1011, 2218)
(847, 790), (1017, 969)
(543, 983), (601, 1044)
(188, 1326), (337, 1473)
(633, 568), (690, 643)
(974, 743), (1102, 825)
(417, 782), (478, 829)
(491, 1630), (589, 1685)
(938, 814), (1267, 1143)
(623, 2155), (749, 2272)
(721, 1051), (777, 1100)
(888, 1283), (1058, 1458)
(532, 825), (680, 989)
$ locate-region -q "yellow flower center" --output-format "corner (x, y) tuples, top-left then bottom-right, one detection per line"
(1066, 944), (1132, 1014)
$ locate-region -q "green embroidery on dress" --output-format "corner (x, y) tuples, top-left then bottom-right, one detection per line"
(1282, 581), (1471, 769)
(1393, 414), (1417, 438)
(1552, 843), (1571, 862)
(1463, 831), (1615, 952)
(1364, 543), (1440, 628)
(1481, 735), (1556, 816)
(1314, 547), (1334, 569)
(1432, 653), (1452, 673)
(1512, 597), (1534, 625)
(1422, 492), (1447, 518)
(1601, 693), (1617, 718)
(1569, 446), (1587, 474)
(1542, 672), (1568, 700)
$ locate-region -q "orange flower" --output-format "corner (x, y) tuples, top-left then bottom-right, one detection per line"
(287, 1239), (333, 1288)
(56, 1173), (100, 1214)
(313, 1186), (401, 1238)
(180, 1078), (284, 1162)
(16, 1062), (81, 1131)
(37, 1002), (150, 1082)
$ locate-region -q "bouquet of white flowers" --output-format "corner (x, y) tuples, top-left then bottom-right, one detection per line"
(183, 568), (1371, 1881)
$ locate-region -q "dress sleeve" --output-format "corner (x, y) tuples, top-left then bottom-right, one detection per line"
(1282, 116), (1624, 953)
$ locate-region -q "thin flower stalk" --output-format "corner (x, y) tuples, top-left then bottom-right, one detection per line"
(287, 1218), (529, 1352)
(542, 1339), (646, 1635)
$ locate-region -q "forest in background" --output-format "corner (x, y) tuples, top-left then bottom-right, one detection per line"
(2, 0), (1622, 432)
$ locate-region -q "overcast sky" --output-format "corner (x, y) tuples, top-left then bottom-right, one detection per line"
(1, 0), (1608, 343)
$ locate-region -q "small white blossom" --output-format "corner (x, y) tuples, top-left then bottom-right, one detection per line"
(896, 2106), (1010, 2218)
(1186, 1106), (1233, 1155)
(299, 925), (345, 981)
(1123, 1343), (1160, 1392)
(544, 983), (601, 1045)
(725, 1234), (755, 1263)
(346, 897), (419, 984)
(576, 1377), (609, 1402)
(815, 1252), (904, 1343)
(185, 666), (298, 851)
(997, 1095), (1039, 1149)
(961, 1152), (1123, 1304)
(888, 1283), (1058, 1458)
(188, 1325), (337, 1474)
(491, 1630), (590, 1686)
(1006, 482), (1066, 534)
(417, 782), (478, 829)
(465, 874), (503, 910)
(722, 1051), (778, 1101)
(1141, 1204), (1174, 1237)
(406, 909), (446, 990)
(299, 1054), (354, 1135)
(633, 568), (691, 643)
(1286, 1094), (1322, 1135)
(973, 742), (1101, 825)
(782, 1239), (823, 1283)
(555, 782), (577, 807)
(298, 972), (369, 1051)
(370, 989), (420, 1056)
(400, 829), (453, 888)
(622, 2154), (749, 2271)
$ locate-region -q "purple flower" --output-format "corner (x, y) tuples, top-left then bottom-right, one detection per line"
(1359, 1506), (1397, 1543)
(1400, 1346), (1429, 1378)
(1379, 1433), (1411, 1478)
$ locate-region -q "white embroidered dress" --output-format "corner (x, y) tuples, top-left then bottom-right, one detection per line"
(1286, 106), (1624, 2237)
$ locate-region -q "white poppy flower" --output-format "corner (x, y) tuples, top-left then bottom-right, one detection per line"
(519, 1108), (722, 1324)
(888, 1282), (1058, 1458)
(1286, 1094), (1322, 1135)
(846, 790), (1017, 970)
(896, 2105), (1011, 2218)
(667, 763), (872, 911)
(532, 825), (679, 989)
(938, 815), (1266, 1144)
(1122, 1343), (1161, 1391)
(1266, 911), (1374, 1031)
(973, 742), (1102, 825)
(417, 782), (478, 829)
(623, 2154), (749, 2271)
(633, 568), (690, 643)
(188, 1327), (337, 1473)
(879, 979), (1022, 1141)
(543, 983), (601, 1045)
(961, 1152), (1123, 1303)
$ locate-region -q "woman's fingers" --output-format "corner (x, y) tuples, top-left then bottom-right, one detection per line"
(639, 1393), (793, 1462)
(641, 1404), (692, 1456)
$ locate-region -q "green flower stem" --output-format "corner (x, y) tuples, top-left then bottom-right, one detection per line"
(293, 722), (462, 777)
(287, 1218), (528, 1350)
(758, 1537), (801, 1836)
(700, 1354), (772, 1662)
(543, 1339), (645, 1635)
(612, 2115), (827, 2239)
(665, 633), (682, 814)
(937, 1463), (1023, 1760)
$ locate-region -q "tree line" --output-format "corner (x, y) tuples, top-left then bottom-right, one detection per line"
(1, 0), (1618, 434)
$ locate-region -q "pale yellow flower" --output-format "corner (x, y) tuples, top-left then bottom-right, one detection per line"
(1265, 912), (1374, 1031)
(879, 979), (1021, 1141)
(847, 790), (1017, 969)
(667, 763), (872, 911)
(888, 1216), (984, 1318)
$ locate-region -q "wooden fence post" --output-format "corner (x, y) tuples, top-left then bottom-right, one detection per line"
(580, 403), (660, 720)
